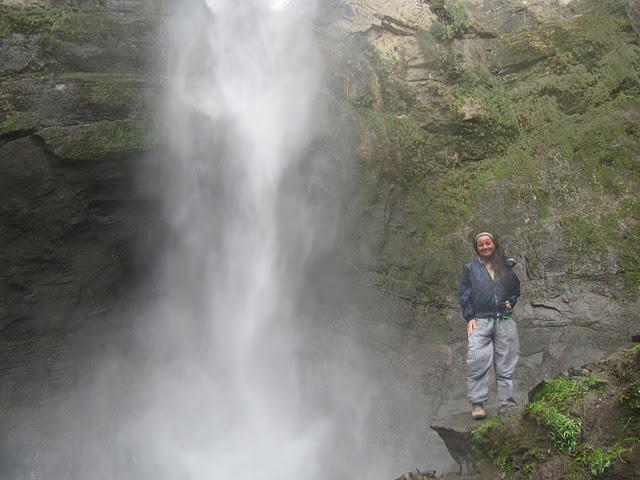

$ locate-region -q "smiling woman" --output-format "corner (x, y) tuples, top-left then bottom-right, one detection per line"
(459, 232), (521, 420)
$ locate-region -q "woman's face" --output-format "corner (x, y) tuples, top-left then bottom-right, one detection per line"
(476, 235), (495, 258)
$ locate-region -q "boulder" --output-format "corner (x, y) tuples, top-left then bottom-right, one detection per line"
(430, 412), (481, 476)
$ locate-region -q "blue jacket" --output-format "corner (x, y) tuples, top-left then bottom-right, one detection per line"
(459, 258), (521, 322)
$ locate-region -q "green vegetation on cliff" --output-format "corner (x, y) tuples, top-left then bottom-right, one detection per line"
(39, 118), (154, 160)
(0, 4), (156, 158)
(0, 3), (155, 55)
(349, 0), (640, 323)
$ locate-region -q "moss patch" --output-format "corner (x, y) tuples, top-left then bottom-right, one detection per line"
(0, 112), (39, 136)
(471, 414), (550, 475)
(0, 4), (156, 75)
(0, 4), (154, 42)
(38, 119), (154, 160)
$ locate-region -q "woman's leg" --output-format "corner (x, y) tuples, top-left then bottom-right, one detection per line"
(494, 317), (520, 406)
(467, 318), (495, 404)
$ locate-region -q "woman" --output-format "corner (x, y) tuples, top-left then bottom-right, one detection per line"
(459, 232), (521, 419)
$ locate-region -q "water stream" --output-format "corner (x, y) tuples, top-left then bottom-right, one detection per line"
(140, 0), (350, 478)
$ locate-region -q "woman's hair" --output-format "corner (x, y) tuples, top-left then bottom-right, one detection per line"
(473, 232), (508, 274)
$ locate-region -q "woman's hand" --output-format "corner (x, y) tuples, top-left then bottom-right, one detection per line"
(505, 300), (512, 309)
(467, 318), (477, 337)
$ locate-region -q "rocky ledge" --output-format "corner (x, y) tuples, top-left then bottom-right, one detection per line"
(428, 344), (640, 479)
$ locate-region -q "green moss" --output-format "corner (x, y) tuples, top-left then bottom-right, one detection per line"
(405, 162), (493, 250)
(0, 5), (155, 74)
(0, 5), (56, 36)
(471, 416), (515, 473)
(471, 414), (550, 474)
(0, 112), (39, 135)
(39, 119), (154, 160)
(0, 5), (108, 40)
(0, 4), (154, 43)
(559, 215), (602, 255)
(445, 81), (519, 156)
(89, 82), (142, 110)
(356, 109), (437, 183)
(504, 8), (640, 110)
(55, 72), (147, 110)
(0, 117), (19, 134)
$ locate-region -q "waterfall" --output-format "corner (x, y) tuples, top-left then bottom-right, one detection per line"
(140, 0), (331, 478)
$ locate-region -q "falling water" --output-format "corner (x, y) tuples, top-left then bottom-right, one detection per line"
(125, 0), (444, 477)
(142, 0), (332, 478)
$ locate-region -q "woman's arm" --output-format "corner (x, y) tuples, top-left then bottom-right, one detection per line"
(505, 269), (521, 308)
(459, 263), (475, 321)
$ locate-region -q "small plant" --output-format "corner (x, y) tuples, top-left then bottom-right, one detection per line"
(619, 379), (640, 411)
(415, 29), (459, 72)
(614, 344), (640, 382)
(526, 401), (582, 452)
(428, 0), (470, 40)
(471, 415), (501, 443)
(521, 447), (547, 475)
(622, 343), (640, 361)
(575, 443), (631, 475)
(531, 374), (607, 407)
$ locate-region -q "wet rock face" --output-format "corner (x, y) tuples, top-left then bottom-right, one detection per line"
(0, 0), (161, 417)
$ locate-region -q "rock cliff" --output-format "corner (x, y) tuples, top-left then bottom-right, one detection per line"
(321, 0), (640, 417)
(0, 0), (161, 456)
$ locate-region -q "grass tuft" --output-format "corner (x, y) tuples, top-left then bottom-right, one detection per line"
(575, 442), (632, 476)
(526, 401), (582, 452)
(531, 374), (607, 407)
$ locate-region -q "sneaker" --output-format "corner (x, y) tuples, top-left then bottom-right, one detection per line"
(471, 403), (486, 420)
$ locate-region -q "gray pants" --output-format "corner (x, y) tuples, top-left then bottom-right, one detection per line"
(467, 317), (519, 406)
